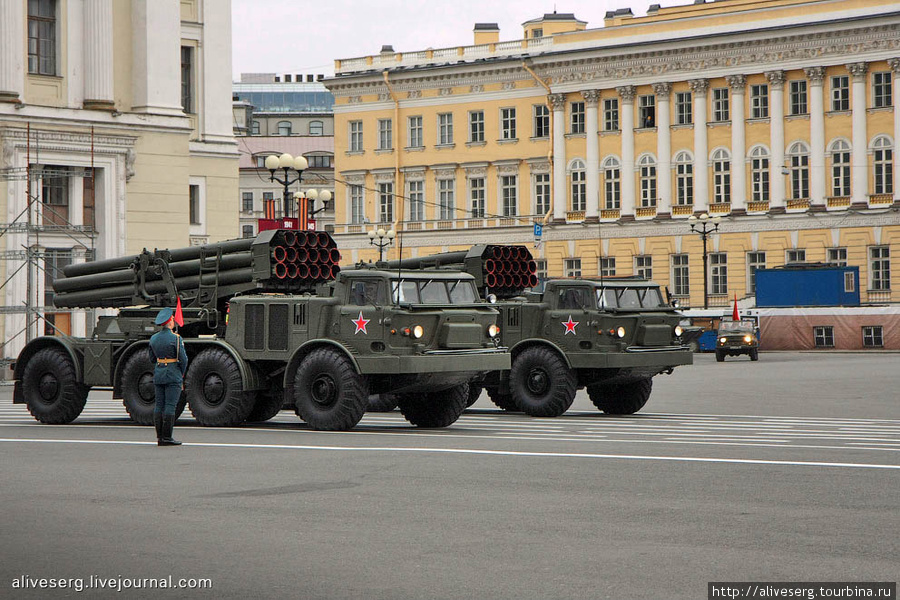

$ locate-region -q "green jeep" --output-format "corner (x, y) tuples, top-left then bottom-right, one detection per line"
(715, 320), (760, 362)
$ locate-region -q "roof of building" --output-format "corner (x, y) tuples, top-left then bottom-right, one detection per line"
(238, 136), (334, 169)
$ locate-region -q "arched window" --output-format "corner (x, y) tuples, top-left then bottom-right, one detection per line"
(872, 136), (893, 195)
(712, 148), (731, 204)
(602, 157), (620, 210)
(830, 139), (851, 197)
(674, 151), (693, 206)
(787, 142), (810, 199)
(749, 146), (770, 203)
(569, 159), (586, 211)
(309, 120), (324, 136)
(277, 121), (292, 136)
(638, 154), (657, 208)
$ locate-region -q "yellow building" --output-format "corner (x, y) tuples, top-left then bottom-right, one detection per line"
(326, 0), (899, 311)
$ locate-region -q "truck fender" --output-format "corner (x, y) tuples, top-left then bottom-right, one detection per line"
(12, 337), (84, 404)
(508, 339), (573, 369)
(283, 340), (361, 395)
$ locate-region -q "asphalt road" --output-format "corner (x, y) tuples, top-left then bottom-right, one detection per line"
(1, 352), (898, 599)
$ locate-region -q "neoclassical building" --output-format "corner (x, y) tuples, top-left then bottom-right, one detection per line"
(325, 0), (899, 311)
(0, 0), (238, 361)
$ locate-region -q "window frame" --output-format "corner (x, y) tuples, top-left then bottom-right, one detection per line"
(469, 177), (486, 218)
(468, 110), (485, 143)
(407, 115), (423, 148)
(377, 118), (393, 150)
(533, 104), (550, 138)
(675, 92), (693, 125)
(710, 253), (728, 295)
(27, 0), (57, 76)
(672, 254), (690, 296)
(814, 326), (835, 348)
(603, 98), (619, 132)
(750, 84), (769, 119)
(501, 107), (517, 140)
(789, 80), (808, 115)
(873, 72), (893, 108)
(831, 75), (850, 111)
(438, 113), (454, 145)
(407, 180), (425, 221)
(349, 121), (363, 152)
(712, 88), (730, 122)
(570, 102), (585, 134)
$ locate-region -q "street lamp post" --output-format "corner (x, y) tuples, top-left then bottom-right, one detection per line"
(367, 228), (396, 261)
(687, 213), (722, 309)
(265, 153), (307, 218)
(294, 188), (332, 229)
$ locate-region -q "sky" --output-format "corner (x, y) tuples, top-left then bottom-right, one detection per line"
(232, 0), (656, 80)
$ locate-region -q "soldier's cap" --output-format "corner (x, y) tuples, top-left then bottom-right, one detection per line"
(154, 307), (174, 325)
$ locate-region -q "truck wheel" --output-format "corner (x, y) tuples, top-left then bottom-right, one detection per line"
(715, 349), (726, 362)
(486, 388), (517, 411)
(245, 391), (284, 422)
(21, 347), (89, 424)
(120, 352), (157, 425)
(509, 347), (576, 417)
(367, 394), (399, 412)
(466, 383), (483, 408)
(588, 379), (653, 415)
(750, 348), (759, 361)
(293, 348), (368, 430)
(397, 383), (468, 428)
(186, 348), (256, 426)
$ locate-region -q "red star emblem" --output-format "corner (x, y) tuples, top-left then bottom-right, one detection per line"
(352, 311), (370, 334)
(562, 315), (579, 335)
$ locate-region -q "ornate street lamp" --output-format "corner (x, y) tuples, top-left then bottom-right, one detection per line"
(294, 188), (332, 228)
(264, 153), (308, 218)
(367, 228), (396, 261)
(687, 213), (722, 309)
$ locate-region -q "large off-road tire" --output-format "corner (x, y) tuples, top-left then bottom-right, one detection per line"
(465, 383), (483, 408)
(367, 393), (399, 412)
(749, 348), (759, 361)
(715, 349), (726, 362)
(509, 347), (577, 417)
(186, 348), (256, 426)
(245, 389), (284, 423)
(120, 352), (157, 425)
(588, 378), (653, 415)
(21, 347), (89, 424)
(293, 348), (368, 430)
(397, 383), (469, 428)
(486, 387), (517, 411)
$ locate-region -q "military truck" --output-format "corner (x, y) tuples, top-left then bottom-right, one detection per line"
(11, 230), (508, 431)
(386, 245), (692, 417)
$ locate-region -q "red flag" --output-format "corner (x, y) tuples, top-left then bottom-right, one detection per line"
(174, 296), (184, 327)
(732, 293), (740, 321)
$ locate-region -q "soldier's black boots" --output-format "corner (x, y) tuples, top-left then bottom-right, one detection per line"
(154, 412), (164, 445)
(159, 414), (182, 446)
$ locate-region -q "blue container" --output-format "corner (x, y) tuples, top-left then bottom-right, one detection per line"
(756, 265), (860, 307)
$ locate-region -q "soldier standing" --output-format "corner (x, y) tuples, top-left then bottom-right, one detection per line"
(148, 307), (188, 446)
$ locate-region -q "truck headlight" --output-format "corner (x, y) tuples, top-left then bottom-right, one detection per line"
(743, 335), (752, 343)
(674, 325), (683, 337)
(719, 337), (727, 344)
(412, 325), (424, 339)
(617, 326), (626, 338)
(487, 324), (500, 338)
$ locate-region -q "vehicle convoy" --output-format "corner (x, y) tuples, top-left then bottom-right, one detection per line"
(11, 229), (508, 431)
(715, 319), (760, 362)
(385, 245), (693, 417)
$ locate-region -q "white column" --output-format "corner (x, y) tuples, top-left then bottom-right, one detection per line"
(848, 62), (869, 207)
(805, 67), (827, 207)
(69, 169), (85, 228)
(550, 93), (567, 222)
(201, 0), (236, 143)
(583, 90), (601, 221)
(689, 79), (709, 214)
(617, 85), (636, 219)
(131, 0), (183, 115)
(0, 0), (25, 102)
(766, 71), (786, 210)
(654, 82), (672, 217)
(83, 0), (114, 109)
(890, 59), (900, 203)
(726, 75), (746, 214)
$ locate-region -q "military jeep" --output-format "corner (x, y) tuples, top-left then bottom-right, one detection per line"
(715, 319), (760, 362)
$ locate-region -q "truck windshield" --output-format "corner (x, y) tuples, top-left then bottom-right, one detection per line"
(392, 279), (479, 304)
(597, 286), (667, 309)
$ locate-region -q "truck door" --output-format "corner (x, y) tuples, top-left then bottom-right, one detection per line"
(340, 278), (387, 353)
(547, 285), (591, 351)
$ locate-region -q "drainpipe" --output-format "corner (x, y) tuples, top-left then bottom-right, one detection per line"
(523, 60), (554, 225)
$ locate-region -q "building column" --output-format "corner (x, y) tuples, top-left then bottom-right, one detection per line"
(689, 79), (709, 214)
(550, 93), (567, 223)
(131, 0), (183, 115)
(583, 90), (601, 222)
(726, 75), (746, 215)
(617, 85), (636, 220)
(653, 82), (672, 218)
(847, 62), (870, 208)
(890, 59), (900, 204)
(83, 0), (115, 110)
(0, 0), (25, 102)
(766, 71), (786, 212)
(805, 67), (827, 209)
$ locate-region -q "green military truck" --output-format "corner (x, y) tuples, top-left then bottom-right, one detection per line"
(11, 230), (508, 431)
(387, 245), (692, 417)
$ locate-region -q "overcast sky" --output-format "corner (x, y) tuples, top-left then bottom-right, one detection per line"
(232, 0), (656, 80)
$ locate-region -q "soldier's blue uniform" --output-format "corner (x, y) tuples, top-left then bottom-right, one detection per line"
(148, 307), (188, 446)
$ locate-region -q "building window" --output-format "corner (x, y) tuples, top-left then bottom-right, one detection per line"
(242, 225), (254, 239)
(570, 159), (586, 212)
(786, 249), (806, 264)
(438, 113), (453, 145)
(565, 259), (582, 278)
(469, 177), (485, 218)
(533, 104), (550, 138)
(309, 120), (324, 135)
(603, 157), (620, 209)
(181, 46), (194, 113)
(710, 253), (727, 295)
(750, 84), (769, 119)
(674, 151), (693, 206)
(750, 146), (770, 203)
(830, 140), (851, 197)
(788, 142), (810, 199)
(378, 119), (392, 150)
(831, 76), (850, 111)
(827, 247), (848, 266)
(438, 178), (455, 220)
(712, 88), (730, 122)
(349, 185), (364, 224)
(600, 257), (616, 277)
(873, 136), (894, 195)
(307, 155), (331, 168)
(532, 28), (543, 38)
(189, 184), (201, 225)
(408, 180), (424, 221)
(639, 95), (655, 128)
(672, 254), (689, 296)
(28, 0), (57, 75)
(873, 72), (893, 108)
(501, 175), (517, 216)
(570, 102), (585, 134)
(675, 92), (692, 125)
(870, 246), (890, 291)
(501, 108), (517, 140)
(349, 121), (363, 152)
(603, 99), (619, 132)
(789, 80), (808, 115)
(747, 252), (766, 294)
(468, 111), (484, 143)
(242, 192), (253, 212)
(262, 191), (275, 219)
(712, 149), (731, 204)
(635, 256), (652, 280)
(535, 259), (548, 283)
(814, 326), (835, 348)
(277, 121), (292, 136)
(844, 271), (856, 293)
(378, 183), (393, 223)
(534, 173), (550, 216)
(41, 167), (69, 226)
(639, 155), (657, 208)
(250, 121), (260, 135)
(408, 116), (423, 148)
(863, 326), (884, 348)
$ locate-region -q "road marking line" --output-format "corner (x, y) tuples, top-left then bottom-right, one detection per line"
(1, 437), (898, 470)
